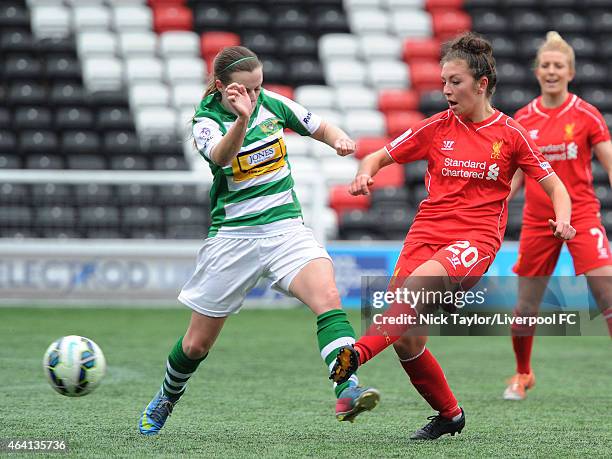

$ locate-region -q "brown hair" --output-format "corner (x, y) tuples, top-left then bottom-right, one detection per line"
(535, 31), (575, 71)
(441, 32), (497, 98)
(203, 46), (262, 97)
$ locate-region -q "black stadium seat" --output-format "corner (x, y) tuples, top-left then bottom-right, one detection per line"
(78, 206), (121, 228)
(4, 55), (42, 81)
(66, 154), (107, 170)
(0, 130), (17, 154)
(31, 184), (72, 204)
(103, 130), (140, 156)
(0, 3), (30, 29)
(74, 184), (114, 206)
(280, 31), (317, 57)
(193, 4), (232, 32)
(0, 30), (34, 54)
(61, 130), (101, 156)
(26, 154), (64, 169)
(241, 30), (278, 56)
(8, 82), (47, 106)
(116, 184), (156, 205)
(96, 107), (134, 132)
(0, 108), (10, 130)
(109, 154), (149, 170)
(19, 130), (58, 155)
(235, 5), (270, 29)
(49, 82), (87, 107)
(0, 183), (29, 205)
(472, 10), (509, 35)
(13, 107), (53, 131)
(45, 55), (82, 82)
(287, 57), (324, 86)
(55, 107), (94, 131)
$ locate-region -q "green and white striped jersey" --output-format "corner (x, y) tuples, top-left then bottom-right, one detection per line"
(193, 89), (322, 238)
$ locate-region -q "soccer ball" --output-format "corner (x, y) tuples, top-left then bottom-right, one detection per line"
(43, 335), (106, 397)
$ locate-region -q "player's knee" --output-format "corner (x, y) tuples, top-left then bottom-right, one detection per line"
(316, 287), (342, 312)
(182, 336), (214, 359)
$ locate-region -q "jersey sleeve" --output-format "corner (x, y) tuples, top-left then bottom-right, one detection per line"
(578, 100), (611, 145)
(192, 116), (224, 160)
(263, 89), (321, 136)
(385, 113), (442, 163)
(507, 118), (554, 182)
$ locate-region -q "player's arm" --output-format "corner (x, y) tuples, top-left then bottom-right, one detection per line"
(538, 175), (576, 240)
(310, 120), (355, 156)
(507, 169), (524, 201)
(593, 140), (612, 188)
(349, 149), (394, 196)
(209, 84), (251, 166)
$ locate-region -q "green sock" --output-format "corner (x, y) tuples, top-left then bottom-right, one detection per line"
(316, 309), (359, 398)
(162, 336), (207, 402)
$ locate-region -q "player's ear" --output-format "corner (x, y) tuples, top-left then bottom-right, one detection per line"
(215, 79), (224, 92)
(477, 76), (488, 95)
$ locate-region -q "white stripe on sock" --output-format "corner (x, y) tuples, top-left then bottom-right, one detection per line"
(166, 360), (193, 379)
(165, 374), (187, 389)
(398, 346), (426, 362)
(320, 337), (355, 361)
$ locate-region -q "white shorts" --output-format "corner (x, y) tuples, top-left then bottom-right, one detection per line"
(178, 226), (331, 317)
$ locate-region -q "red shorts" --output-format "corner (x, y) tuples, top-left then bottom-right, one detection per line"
(393, 239), (495, 290)
(514, 216), (612, 276)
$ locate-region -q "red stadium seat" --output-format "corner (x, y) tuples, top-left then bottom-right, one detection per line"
(402, 38), (440, 63)
(378, 89), (419, 113)
(329, 184), (370, 215)
(370, 163), (405, 190)
(355, 137), (389, 160)
(425, 0), (463, 13)
(264, 84), (294, 100)
(432, 10), (471, 41)
(148, 0), (186, 5)
(385, 111), (425, 138)
(153, 5), (193, 33)
(200, 32), (241, 62)
(409, 60), (443, 92)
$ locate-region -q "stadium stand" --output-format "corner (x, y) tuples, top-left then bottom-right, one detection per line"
(1, 0), (612, 243)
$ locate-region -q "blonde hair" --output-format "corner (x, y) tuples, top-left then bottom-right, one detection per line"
(535, 31), (575, 71)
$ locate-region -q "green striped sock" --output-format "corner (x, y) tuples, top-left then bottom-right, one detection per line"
(317, 309), (359, 398)
(162, 336), (207, 402)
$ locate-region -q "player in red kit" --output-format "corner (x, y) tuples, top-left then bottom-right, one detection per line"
(329, 33), (576, 440)
(503, 32), (612, 401)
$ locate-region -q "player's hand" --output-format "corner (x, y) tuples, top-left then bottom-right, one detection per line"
(334, 137), (356, 156)
(548, 219), (576, 240)
(225, 83), (252, 118)
(349, 174), (374, 195)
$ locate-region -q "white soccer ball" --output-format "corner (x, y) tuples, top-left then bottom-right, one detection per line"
(42, 335), (106, 397)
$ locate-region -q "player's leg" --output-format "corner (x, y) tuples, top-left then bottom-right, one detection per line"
(569, 219), (612, 336)
(506, 227), (561, 400)
(392, 260), (465, 440)
(140, 237), (261, 435)
(287, 256), (380, 422)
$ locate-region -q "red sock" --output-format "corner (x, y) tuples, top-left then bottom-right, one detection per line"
(399, 348), (461, 419)
(603, 307), (612, 337)
(511, 335), (534, 374)
(355, 301), (418, 365)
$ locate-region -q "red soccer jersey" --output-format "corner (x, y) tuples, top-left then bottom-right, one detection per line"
(514, 94), (610, 225)
(385, 109), (554, 256)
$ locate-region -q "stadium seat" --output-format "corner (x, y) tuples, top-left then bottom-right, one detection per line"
(82, 57), (123, 92)
(235, 5), (270, 29)
(4, 55), (42, 81)
(370, 186), (410, 209)
(1, 30), (34, 54)
(339, 209), (381, 240)
(241, 31), (279, 56)
(431, 10), (472, 40)
(318, 33), (359, 61)
(65, 153), (106, 170)
(61, 130), (101, 156)
(116, 184), (156, 205)
(494, 87), (539, 114)
(45, 55), (81, 82)
(129, 83), (170, 108)
(385, 111), (425, 138)
(78, 206), (121, 229)
(157, 184), (206, 205)
(0, 153), (21, 169)
(55, 107), (94, 131)
(280, 31), (317, 57)
(402, 38), (440, 62)
(48, 82), (87, 107)
(325, 59), (367, 86)
(344, 110), (386, 138)
(329, 184), (371, 215)
(73, 184), (114, 206)
(419, 90), (447, 116)
(487, 35), (518, 60)
(102, 130), (141, 156)
(550, 10), (588, 34)
(171, 84), (204, 110)
(151, 155), (188, 170)
(294, 85), (334, 110)
(19, 130), (58, 155)
(496, 60), (531, 87)
(355, 136), (389, 160)
(26, 154), (64, 169)
(35, 206), (76, 229)
(404, 160), (428, 185)
(378, 89), (419, 112)
(373, 207), (415, 239)
(470, 10), (509, 35)
(511, 10), (548, 34)
(72, 6), (111, 30)
(594, 185), (612, 208)
(77, 31), (117, 56)
(287, 57), (324, 86)
(358, 34), (402, 60)
(124, 57), (164, 83)
(335, 86), (377, 111)
(349, 8), (389, 35)
(30, 5), (71, 39)
(409, 60), (442, 92)
(165, 57), (206, 84)
(118, 31), (158, 57)
(367, 60), (410, 90)
(566, 36), (597, 61)
(200, 31), (240, 61)
(0, 3), (29, 29)
(159, 31), (200, 57)
(370, 162), (405, 189)
(152, 5), (193, 33)
(0, 183), (29, 205)
(7, 82), (47, 107)
(284, 134), (312, 157)
(0, 108), (10, 130)
(110, 154), (150, 170)
(311, 6), (349, 34)
(390, 9), (432, 38)
(165, 205), (207, 226)
(122, 206), (165, 232)
(425, 0), (462, 12)
(13, 107), (53, 131)
(142, 134), (183, 156)
(193, 4), (232, 32)
(260, 56), (287, 84)
(574, 61), (608, 87)
(113, 6), (153, 30)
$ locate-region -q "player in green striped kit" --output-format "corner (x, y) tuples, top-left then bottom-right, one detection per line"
(139, 46), (379, 435)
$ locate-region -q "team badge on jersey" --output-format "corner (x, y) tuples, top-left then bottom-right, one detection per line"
(491, 140), (503, 160)
(529, 129), (539, 140)
(564, 123), (575, 142)
(260, 118), (280, 135)
(232, 136), (286, 182)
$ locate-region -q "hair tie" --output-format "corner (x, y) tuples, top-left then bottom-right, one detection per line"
(220, 56), (257, 73)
